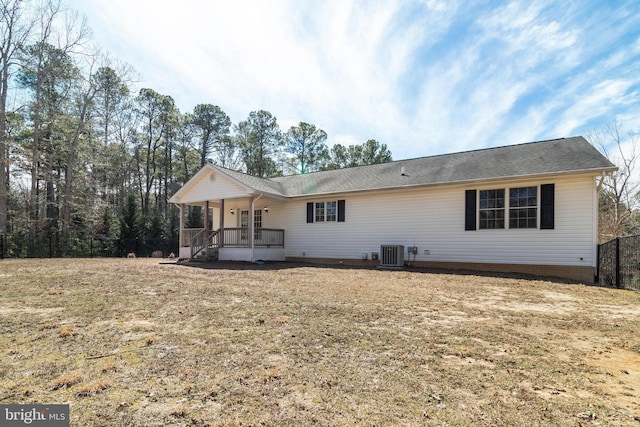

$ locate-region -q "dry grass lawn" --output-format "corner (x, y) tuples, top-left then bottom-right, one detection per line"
(1, 258), (639, 426)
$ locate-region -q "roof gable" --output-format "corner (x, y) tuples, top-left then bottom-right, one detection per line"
(170, 164), (260, 203)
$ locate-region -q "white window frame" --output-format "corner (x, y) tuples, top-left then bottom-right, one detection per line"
(478, 189), (505, 230)
(326, 201), (337, 222)
(315, 202), (325, 222)
(508, 186), (538, 229)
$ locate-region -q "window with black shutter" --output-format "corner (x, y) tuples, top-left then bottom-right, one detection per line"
(306, 202), (314, 223)
(466, 184), (555, 231)
(306, 200), (346, 223)
(465, 190), (477, 230)
(337, 200), (345, 222)
(540, 184), (555, 229)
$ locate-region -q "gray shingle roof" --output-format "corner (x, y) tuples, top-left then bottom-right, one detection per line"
(215, 136), (616, 198)
(217, 166), (288, 196)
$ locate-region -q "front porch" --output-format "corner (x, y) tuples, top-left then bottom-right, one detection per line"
(180, 227), (285, 262)
(170, 164), (289, 263)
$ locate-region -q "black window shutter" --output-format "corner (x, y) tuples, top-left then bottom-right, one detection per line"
(465, 190), (477, 230)
(337, 200), (345, 222)
(540, 184), (555, 229)
(306, 202), (314, 223)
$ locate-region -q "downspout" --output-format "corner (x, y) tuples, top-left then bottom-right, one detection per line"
(250, 193), (263, 263)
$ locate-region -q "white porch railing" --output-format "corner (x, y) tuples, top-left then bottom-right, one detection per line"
(187, 227), (285, 259)
(219, 228), (285, 248)
(182, 228), (204, 246)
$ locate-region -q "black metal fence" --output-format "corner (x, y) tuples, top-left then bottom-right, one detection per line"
(0, 234), (178, 259)
(597, 235), (640, 291)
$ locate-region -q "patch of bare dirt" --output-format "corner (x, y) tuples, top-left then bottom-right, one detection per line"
(0, 307), (64, 315)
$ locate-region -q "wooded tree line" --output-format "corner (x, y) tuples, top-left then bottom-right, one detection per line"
(0, 0), (392, 256)
(1, 1), (637, 258)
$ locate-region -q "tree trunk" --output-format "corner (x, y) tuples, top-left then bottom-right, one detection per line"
(61, 92), (92, 255)
(29, 109), (42, 251)
(0, 74), (8, 236)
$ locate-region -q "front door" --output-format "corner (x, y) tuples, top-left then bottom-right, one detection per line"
(240, 209), (262, 241)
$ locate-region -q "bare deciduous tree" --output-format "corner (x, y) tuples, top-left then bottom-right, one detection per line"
(0, 0), (36, 235)
(590, 121), (640, 242)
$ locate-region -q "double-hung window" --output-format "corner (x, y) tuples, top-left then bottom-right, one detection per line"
(509, 186), (537, 229)
(479, 189), (505, 229)
(314, 201), (337, 222)
(326, 201), (337, 222)
(315, 202), (325, 222)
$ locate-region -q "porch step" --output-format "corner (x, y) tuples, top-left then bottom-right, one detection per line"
(192, 247), (219, 262)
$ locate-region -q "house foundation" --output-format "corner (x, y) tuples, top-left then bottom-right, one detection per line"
(286, 257), (595, 283)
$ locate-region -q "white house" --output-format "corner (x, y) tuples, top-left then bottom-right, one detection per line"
(169, 136), (616, 282)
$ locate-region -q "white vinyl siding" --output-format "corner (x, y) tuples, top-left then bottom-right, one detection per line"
(279, 175), (598, 267)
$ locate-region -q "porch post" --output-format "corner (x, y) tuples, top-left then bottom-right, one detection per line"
(219, 199), (225, 248)
(204, 201), (210, 234)
(179, 204), (184, 247)
(249, 196), (254, 261)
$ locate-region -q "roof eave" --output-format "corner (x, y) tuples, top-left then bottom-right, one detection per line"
(284, 166), (618, 199)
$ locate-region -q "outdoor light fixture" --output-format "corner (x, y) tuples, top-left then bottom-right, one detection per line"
(230, 208), (235, 215)
(264, 206), (269, 212)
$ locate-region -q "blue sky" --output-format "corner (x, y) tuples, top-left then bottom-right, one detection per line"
(66, 0), (640, 160)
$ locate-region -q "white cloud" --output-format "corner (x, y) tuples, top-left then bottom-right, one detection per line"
(67, 0), (640, 160)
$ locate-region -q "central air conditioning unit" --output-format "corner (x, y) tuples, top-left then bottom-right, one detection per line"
(379, 245), (404, 269)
